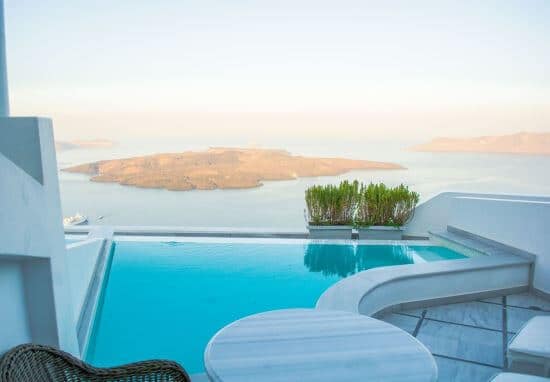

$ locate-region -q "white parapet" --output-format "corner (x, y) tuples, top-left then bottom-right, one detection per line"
(449, 196), (550, 295)
(404, 191), (550, 238)
(405, 191), (550, 296)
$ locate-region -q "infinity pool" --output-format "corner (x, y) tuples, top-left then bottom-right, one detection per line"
(86, 240), (466, 373)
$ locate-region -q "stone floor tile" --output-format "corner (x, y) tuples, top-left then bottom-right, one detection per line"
(505, 293), (550, 311)
(425, 301), (503, 331)
(417, 320), (503, 367)
(434, 356), (500, 382)
(378, 312), (420, 334)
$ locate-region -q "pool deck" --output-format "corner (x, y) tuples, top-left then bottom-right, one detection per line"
(191, 291), (550, 382)
(379, 292), (550, 381)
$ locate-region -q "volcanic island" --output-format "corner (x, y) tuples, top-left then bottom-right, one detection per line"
(63, 147), (404, 191)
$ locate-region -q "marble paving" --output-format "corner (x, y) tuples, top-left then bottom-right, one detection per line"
(379, 292), (550, 382)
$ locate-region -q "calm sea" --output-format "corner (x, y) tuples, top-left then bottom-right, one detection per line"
(57, 138), (550, 229)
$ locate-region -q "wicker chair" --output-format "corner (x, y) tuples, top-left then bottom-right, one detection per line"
(0, 344), (191, 382)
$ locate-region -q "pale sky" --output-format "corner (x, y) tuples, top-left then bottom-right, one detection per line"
(4, 0), (550, 140)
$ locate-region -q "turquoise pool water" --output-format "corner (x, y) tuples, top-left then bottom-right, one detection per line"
(86, 240), (466, 373)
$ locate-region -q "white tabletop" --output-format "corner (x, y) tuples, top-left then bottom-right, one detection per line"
(205, 309), (437, 382)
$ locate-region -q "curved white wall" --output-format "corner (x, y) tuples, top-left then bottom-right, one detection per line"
(358, 263), (530, 316)
(317, 253), (531, 316)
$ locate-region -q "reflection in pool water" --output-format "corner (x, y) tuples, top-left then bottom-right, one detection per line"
(304, 244), (357, 277)
(304, 244), (463, 277)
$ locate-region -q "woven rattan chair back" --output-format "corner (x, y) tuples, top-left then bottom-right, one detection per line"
(0, 344), (191, 382)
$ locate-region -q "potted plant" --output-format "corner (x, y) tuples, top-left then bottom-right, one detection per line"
(392, 184), (420, 228)
(356, 183), (419, 240)
(305, 180), (358, 239)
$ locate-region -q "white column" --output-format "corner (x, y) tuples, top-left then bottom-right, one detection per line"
(0, 0), (9, 116)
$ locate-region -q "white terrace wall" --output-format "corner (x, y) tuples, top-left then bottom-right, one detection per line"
(449, 196), (550, 294)
(405, 192), (550, 294)
(0, 117), (79, 356)
(405, 191), (550, 238)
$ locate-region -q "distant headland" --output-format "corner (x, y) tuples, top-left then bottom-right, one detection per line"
(410, 132), (550, 155)
(56, 139), (116, 151)
(63, 147), (404, 191)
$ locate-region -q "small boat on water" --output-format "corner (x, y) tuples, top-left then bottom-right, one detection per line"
(63, 213), (88, 226)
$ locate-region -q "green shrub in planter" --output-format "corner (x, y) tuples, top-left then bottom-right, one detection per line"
(357, 183), (395, 226)
(356, 182), (419, 227)
(356, 183), (419, 240)
(305, 180), (359, 226)
(392, 184), (420, 226)
(305, 180), (418, 240)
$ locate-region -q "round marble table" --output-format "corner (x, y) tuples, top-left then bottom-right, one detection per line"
(205, 309), (437, 382)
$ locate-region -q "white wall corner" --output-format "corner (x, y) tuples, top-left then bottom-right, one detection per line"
(0, 117), (79, 356)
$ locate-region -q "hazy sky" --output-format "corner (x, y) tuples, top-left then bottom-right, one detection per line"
(5, 0), (550, 140)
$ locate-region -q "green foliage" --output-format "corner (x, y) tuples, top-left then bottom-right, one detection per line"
(392, 184), (420, 226)
(304, 244), (356, 277)
(357, 183), (392, 226)
(355, 183), (419, 227)
(305, 180), (359, 225)
(306, 181), (419, 227)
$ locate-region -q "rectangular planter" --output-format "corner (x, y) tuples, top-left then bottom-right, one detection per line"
(357, 226), (403, 240)
(307, 225), (353, 240)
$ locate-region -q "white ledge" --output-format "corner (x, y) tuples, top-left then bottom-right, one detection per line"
(316, 234), (533, 316)
(65, 225), (309, 238)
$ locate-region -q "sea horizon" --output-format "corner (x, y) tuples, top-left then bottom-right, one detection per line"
(58, 137), (550, 229)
